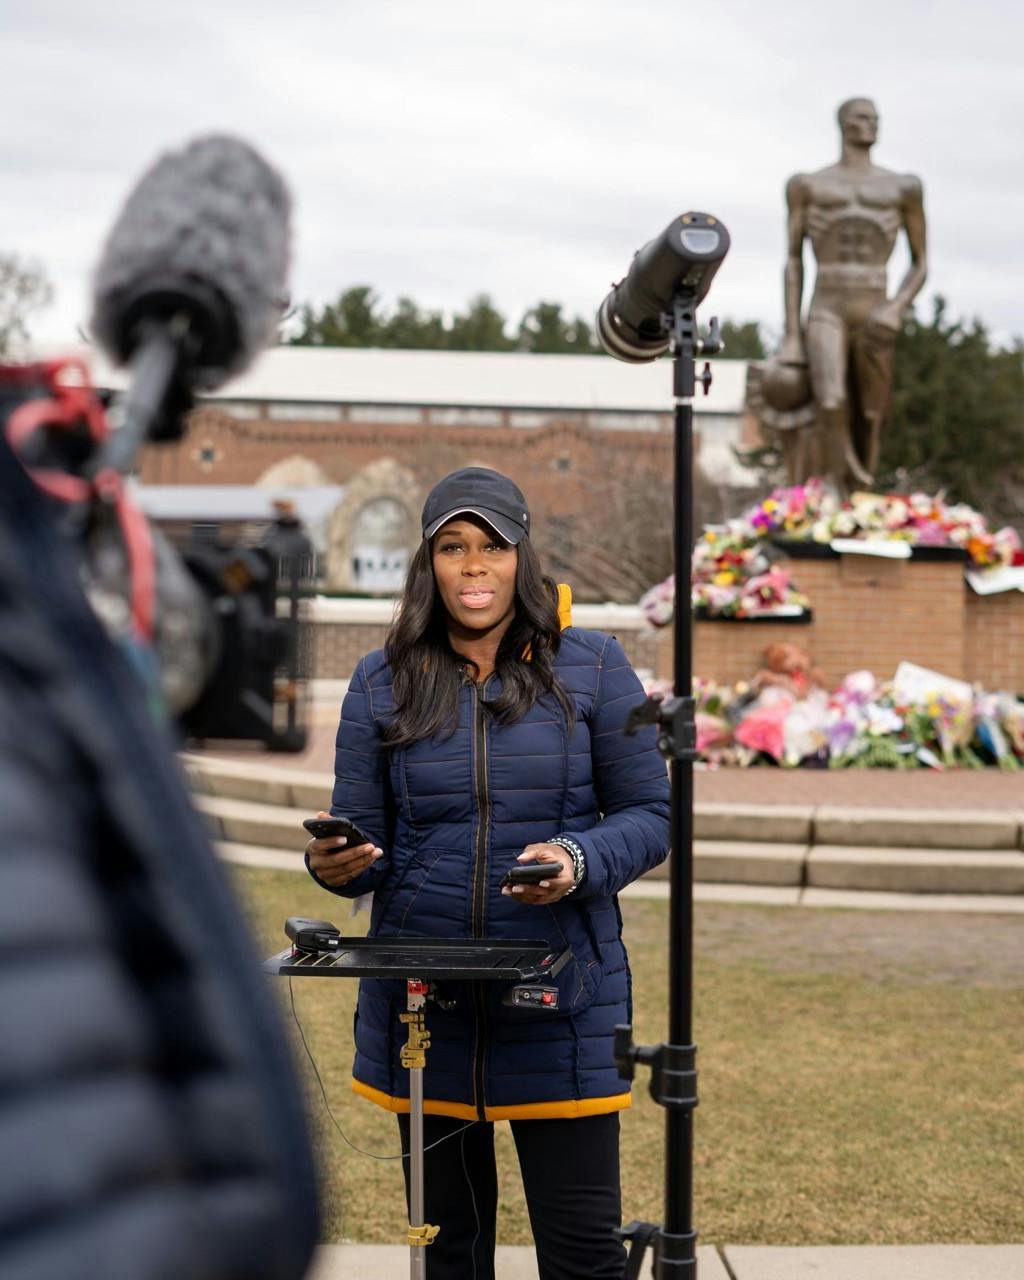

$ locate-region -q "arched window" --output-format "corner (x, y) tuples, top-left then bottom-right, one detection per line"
(351, 497), (415, 592)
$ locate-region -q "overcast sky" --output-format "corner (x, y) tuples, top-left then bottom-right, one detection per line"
(3, 0), (1022, 351)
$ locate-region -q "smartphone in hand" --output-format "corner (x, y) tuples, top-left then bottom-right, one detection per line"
(302, 816), (374, 846)
(501, 861), (564, 887)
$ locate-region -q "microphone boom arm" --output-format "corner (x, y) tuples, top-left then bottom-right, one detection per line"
(95, 313), (196, 477)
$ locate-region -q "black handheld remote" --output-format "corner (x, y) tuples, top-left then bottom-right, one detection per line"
(285, 916), (342, 953)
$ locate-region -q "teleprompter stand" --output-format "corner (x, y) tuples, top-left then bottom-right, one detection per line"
(617, 292), (723, 1278)
(264, 924), (569, 1280)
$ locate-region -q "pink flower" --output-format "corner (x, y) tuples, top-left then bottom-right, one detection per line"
(735, 700), (791, 760)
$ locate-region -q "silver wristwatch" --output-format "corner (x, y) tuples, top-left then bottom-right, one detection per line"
(548, 836), (586, 895)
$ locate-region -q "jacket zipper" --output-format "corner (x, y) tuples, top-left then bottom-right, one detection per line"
(469, 678), (492, 1120)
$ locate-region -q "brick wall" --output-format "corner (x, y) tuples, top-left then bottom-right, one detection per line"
(314, 620), (393, 679)
(664, 558), (1024, 692)
(964, 590), (1024, 691)
(311, 603), (662, 681)
(139, 405), (675, 493)
(309, 570), (1024, 694)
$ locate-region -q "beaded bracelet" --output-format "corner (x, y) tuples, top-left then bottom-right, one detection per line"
(547, 836), (586, 895)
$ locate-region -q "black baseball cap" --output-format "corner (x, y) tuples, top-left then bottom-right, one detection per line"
(421, 467), (530, 545)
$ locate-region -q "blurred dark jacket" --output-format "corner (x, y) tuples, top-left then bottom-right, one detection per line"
(0, 433), (319, 1280)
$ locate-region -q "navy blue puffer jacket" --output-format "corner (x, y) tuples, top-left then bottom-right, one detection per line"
(309, 625), (670, 1121)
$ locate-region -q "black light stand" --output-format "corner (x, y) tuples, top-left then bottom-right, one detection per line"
(617, 291), (723, 1278)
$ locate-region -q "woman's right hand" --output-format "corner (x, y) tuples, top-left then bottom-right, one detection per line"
(305, 810), (383, 887)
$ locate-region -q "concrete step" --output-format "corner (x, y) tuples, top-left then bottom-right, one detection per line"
(799, 886), (1024, 914)
(181, 753), (332, 813)
(213, 836), (811, 891)
(689, 841), (807, 886)
(195, 794), (313, 850)
(813, 805), (1020, 850)
(182, 754), (1024, 853)
(218, 842), (1024, 914)
(199, 795), (1024, 897)
(693, 802), (812, 843)
(807, 845), (1024, 895)
(217, 841), (307, 872)
(201, 796), (805, 887)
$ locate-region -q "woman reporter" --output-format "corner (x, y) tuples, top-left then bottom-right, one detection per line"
(306, 466), (669, 1279)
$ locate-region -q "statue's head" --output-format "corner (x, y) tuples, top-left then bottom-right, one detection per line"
(837, 97), (878, 147)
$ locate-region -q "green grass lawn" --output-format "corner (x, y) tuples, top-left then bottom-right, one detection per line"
(236, 866), (1024, 1246)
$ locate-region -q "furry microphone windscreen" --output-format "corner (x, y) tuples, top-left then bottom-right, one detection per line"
(90, 134), (291, 389)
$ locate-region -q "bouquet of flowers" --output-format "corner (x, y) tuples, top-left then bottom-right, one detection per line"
(638, 479), (1023, 625)
(824, 671), (922, 769)
(973, 692), (1020, 771)
(645, 531), (808, 623)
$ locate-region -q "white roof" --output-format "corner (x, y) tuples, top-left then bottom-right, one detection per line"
(131, 484), (344, 553)
(209, 346), (747, 414)
(132, 483), (344, 521)
(42, 343), (747, 415)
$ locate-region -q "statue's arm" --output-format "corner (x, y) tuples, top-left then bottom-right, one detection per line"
(891, 176), (928, 315)
(781, 174), (808, 362)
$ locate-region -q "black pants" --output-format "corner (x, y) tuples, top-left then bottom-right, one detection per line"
(397, 1111), (626, 1280)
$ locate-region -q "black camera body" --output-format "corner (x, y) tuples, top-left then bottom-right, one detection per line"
(1, 360), (311, 751)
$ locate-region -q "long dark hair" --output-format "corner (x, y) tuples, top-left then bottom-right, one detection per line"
(382, 535), (575, 749)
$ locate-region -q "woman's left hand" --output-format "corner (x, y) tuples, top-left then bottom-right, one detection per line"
(502, 843), (575, 905)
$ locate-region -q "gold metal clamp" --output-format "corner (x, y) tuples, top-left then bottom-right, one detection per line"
(408, 1224), (440, 1246)
(400, 1010), (431, 1070)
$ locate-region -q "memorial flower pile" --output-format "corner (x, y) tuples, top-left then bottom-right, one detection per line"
(639, 479), (1024, 624)
(642, 665), (1024, 770)
(742, 480), (1024, 566)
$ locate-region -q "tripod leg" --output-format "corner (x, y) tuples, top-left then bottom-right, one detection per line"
(401, 982), (438, 1276)
(410, 1064), (426, 1280)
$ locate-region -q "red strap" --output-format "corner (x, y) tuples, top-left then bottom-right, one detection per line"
(3, 359), (157, 643)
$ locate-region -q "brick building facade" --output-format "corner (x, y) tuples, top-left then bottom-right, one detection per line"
(123, 346), (750, 602)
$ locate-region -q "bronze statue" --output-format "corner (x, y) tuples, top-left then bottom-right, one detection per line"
(758, 98), (927, 491)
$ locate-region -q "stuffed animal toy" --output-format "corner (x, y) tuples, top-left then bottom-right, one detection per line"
(752, 642), (825, 700)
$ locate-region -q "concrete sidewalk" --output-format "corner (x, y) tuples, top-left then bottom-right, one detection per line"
(307, 1242), (1024, 1279)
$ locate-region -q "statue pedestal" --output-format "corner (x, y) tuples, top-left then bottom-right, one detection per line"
(660, 545), (1024, 692)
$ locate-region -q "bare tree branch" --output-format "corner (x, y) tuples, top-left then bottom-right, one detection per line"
(0, 254), (54, 356)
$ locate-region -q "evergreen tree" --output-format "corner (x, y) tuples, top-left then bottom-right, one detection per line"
(719, 320), (768, 360)
(288, 285), (383, 347)
(563, 315), (601, 355)
(379, 297), (448, 349)
(447, 294), (515, 351)
(518, 301), (564, 353)
(517, 302), (602, 354)
(880, 297), (1024, 527)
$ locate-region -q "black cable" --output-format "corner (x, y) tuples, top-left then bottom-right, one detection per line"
(288, 977), (478, 1162)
